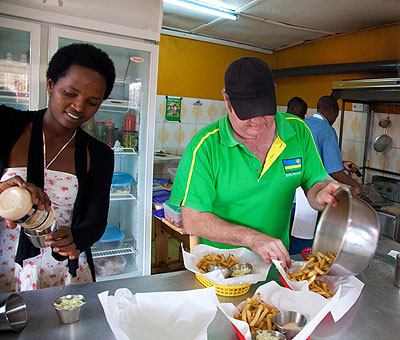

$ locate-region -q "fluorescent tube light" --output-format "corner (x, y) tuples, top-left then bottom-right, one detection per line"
(164, 0), (238, 20)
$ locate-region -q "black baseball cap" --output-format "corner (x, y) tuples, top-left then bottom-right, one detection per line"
(224, 57), (276, 120)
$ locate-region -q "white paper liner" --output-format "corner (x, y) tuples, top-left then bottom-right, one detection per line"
(218, 281), (341, 340)
(182, 244), (270, 286)
(98, 287), (218, 340)
(272, 259), (364, 322)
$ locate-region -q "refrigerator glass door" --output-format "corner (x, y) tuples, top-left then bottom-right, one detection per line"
(0, 18), (40, 110)
(49, 27), (157, 280)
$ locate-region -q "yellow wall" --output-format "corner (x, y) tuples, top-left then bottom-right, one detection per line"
(157, 23), (400, 107)
(157, 35), (273, 100)
(275, 23), (400, 108)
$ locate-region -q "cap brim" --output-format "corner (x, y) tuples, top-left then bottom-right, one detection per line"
(230, 95), (276, 120)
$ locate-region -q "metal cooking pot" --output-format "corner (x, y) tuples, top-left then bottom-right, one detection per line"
(312, 185), (380, 276)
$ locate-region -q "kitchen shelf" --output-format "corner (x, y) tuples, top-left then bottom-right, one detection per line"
(92, 242), (136, 259)
(110, 193), (136, 201)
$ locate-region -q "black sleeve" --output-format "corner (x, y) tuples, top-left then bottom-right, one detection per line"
(71, 142), (114, 252)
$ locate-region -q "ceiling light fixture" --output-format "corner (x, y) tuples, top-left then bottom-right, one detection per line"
(164, 0), (238, 21)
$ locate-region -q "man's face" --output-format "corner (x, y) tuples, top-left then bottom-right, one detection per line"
(293, 106), (307, 120)
(225, 102), (275, 139)
(327, 108), (339, 126)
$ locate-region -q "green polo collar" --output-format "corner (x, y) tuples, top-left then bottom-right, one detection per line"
(219, 113), (239, 147)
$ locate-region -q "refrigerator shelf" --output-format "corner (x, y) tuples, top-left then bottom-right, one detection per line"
(110, 193), (136, 201)
(92, 242), (136, 259)
(113, 148), (138, 155)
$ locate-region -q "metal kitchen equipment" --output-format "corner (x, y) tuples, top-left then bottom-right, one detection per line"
(368, 176), (400, 242)
(374, 117), (392, 152)
(53, 294), (86, 324)
(312, 185), (380, 276)
(24, 221), (58, 248)
(0, 294), (27, 332)
(331, 78), (400, 183)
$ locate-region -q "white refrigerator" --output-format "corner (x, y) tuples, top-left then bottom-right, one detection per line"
(0, 1), (161, 280)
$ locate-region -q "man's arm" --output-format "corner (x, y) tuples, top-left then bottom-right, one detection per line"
(329, 170), (362, 196)
(305, 179), (341, 211)
(181, 206), (292, 269)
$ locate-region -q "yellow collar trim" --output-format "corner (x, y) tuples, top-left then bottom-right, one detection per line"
(259, 135), (286, 180)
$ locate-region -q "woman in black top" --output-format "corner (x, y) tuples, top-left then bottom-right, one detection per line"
(0, 43), (115, 292)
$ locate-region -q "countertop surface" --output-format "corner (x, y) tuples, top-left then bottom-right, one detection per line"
(1, 238), (400, 340)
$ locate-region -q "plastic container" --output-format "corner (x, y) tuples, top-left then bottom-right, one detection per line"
(96, 225), (125, 250)
(153, 178), (171, 191)
(163, 201), (182, 226)
(168, 168), (177, 182)
(0, 186), (56, 232)
(153, 189), (171, 210)
(111, 173), (133, 195)
(94, 256), (126, 277)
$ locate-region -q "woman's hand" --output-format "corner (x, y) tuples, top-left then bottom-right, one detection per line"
(0, 176), (51, 229)
(45, 226), (80, 260)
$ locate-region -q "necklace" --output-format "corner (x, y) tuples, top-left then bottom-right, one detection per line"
(43, 130), (77, 169)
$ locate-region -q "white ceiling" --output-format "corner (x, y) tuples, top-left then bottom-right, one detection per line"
(162, 0), (400, 53)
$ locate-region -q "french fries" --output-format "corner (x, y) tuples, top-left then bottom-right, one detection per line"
(196, 252), (241, 274)
(234, 293), (280, 334)
(286, 251), (337, 298)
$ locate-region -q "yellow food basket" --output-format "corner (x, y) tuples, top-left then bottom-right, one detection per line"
(195, 273), (251, 297)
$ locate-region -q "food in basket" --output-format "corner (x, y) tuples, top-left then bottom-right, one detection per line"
(286, 251), (336, 298)
(196, 252), (240, 274)
(308, 279), (335, 298)
(234, 293), (280, 334)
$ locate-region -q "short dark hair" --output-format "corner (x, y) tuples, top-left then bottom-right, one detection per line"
(287, 97), (307, 113)
(46, 43), (116, 100)
(317, 96), (338, 113)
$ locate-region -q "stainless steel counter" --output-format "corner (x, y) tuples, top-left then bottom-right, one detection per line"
(1, 238), (400, 340)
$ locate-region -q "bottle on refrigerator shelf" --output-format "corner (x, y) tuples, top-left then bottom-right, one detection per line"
(96, 121), (105, 142)
(104, 118), (115, 148)
(122, 110), (138, 151)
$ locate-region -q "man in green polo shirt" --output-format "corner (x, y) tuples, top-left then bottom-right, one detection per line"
(168, 57), (340, 269)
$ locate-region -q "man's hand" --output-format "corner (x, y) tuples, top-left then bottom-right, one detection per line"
(305, 179), (341, 211)
(45, 226), (80, 260)
(182, 206), (292, 269)
(0, 176), (51, 229)
(248, 233), (292, 269)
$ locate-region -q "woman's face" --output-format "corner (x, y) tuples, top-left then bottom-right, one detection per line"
(47, 65), (106, 130)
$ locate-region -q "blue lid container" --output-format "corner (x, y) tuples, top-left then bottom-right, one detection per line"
(152, 189), (171, 205)
(99, 226), (125, 243)
(111, 173), (133, 187)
